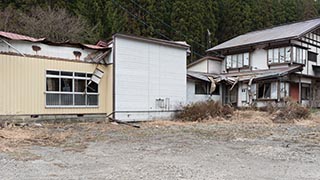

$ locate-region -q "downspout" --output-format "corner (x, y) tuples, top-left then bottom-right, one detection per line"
(112, 36), (116, 119)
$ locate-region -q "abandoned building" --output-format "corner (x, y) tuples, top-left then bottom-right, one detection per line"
(0, 31), (189, 121)
(187, 18), (320, 107)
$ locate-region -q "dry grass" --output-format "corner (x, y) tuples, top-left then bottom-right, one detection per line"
(0, 108), (319, 155)
(0, 122), (121, 153)
(0, 126), (72, 152)
(229, 110), (273, 124)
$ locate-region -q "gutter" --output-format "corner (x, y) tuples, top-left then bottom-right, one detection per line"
(112, 36), (116, 119)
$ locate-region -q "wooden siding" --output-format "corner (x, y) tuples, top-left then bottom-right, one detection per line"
(0, 54), (113, 115)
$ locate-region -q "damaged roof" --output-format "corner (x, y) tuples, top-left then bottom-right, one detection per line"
(0, 31), (45, 42)
(0, 31), (109, 50)
(208, 18), (320, 52)
(224, 65), (302, 82)
(187, 71), (211, 82)
(188, 65), (303, 82)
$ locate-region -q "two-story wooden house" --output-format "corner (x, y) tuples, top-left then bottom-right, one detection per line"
(187, 18), (320, 107)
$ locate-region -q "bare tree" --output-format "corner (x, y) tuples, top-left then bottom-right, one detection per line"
(0, 6), (96, 43)
(0, 6), (19, 32)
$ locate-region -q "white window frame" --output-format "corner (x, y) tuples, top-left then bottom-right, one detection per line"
(293, 46), (307, 64)
(268, 47), (291, 64)
(45, 70), (99, 108)
(225, 52), (250, 69)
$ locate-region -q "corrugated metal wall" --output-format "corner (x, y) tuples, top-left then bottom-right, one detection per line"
(114, 36), (187, 121)
(0, 54), (113, 115)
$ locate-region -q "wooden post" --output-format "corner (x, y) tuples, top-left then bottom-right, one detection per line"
(299, 74), (302, 104)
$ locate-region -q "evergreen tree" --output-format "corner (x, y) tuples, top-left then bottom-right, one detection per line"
(1, 0), (320, 59)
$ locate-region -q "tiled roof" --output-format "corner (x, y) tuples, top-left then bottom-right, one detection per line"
(208, 18), (320, 52)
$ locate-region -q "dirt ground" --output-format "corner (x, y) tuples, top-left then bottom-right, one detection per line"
(1, 110), (320, 179)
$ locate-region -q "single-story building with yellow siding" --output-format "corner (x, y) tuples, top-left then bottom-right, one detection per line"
(0, 31), (189, 121)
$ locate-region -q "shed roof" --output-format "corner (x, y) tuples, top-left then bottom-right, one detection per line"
(207, 18), (320, 52)
(0, 31), (109, 50)
(113, 33), (190, 49)
(187, 71), (211, 82)
(0, 31), (45, 42)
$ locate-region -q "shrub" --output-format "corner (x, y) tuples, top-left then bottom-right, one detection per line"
(271, 100), (310, 123)
(175, 100), (234, 121)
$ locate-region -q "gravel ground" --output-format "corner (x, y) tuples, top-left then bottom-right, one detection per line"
(1, 118), (320, 180)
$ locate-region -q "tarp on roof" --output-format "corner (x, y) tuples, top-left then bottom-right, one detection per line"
(208, 18), (320, 52)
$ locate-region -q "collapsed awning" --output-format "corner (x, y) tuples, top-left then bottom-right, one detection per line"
(188, 65), (303, 84)
(187, 71), (211, 82)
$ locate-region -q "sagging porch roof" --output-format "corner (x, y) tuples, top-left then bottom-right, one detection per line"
(188, 65), (303, 83)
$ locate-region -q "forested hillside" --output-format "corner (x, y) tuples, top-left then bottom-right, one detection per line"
(1, 0), (320, 62)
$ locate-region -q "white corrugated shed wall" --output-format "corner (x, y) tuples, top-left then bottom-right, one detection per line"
(114, 36), (187, 121)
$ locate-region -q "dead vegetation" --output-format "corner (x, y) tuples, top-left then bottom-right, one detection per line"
(263, 100), (310, 123)
(0, 103), (316, 158)
(0, 125), (72, 152)
(175, 100), (234, 121)
(0, 122), (121, 154)
(175, 99), (310, 123)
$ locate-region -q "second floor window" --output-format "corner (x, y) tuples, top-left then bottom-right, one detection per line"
(293, 47), (307, 64)
(268, 46), (307, 64)
(226, 52), (249, 69)
(268, 47), (291, 64)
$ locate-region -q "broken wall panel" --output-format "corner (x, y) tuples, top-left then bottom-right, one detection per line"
(0, 40), (110, 63)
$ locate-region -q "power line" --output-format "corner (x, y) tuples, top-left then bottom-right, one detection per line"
(112, 0), (204, 58)
(129, 0), (207, 49)
(112, 0), (171, 41)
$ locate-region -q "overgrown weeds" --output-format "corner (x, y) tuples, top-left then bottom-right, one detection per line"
(265, 100), (310, 123)
(175, 100), (234, 121)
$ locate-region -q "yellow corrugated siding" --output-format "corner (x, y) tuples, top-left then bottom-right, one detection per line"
(0, 54), (113, 115)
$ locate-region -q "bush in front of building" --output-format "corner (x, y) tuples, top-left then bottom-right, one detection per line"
(175, 100), (234, 121)
(267, 100), (310, 123)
